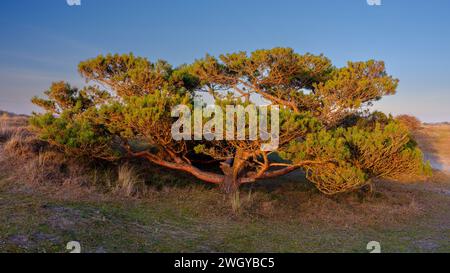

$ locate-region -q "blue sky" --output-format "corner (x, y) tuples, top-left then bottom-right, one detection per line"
(0, 0), (449, 122)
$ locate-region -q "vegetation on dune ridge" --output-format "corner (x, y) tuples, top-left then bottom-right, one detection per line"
(28, 48), (431, 199)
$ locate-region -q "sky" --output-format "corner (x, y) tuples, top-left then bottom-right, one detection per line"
(0, 0), (449, 122)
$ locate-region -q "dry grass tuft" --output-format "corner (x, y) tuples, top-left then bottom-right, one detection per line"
(0, 127), (17, 142)
(0, 127), (89, 187)
(3, 130), (44, 156)
(114, 164), (145, 197)
(0, 117), (145, 198)
(0, 115), (29, 143)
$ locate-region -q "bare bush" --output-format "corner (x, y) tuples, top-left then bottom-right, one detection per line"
(396, 115), (422, 131)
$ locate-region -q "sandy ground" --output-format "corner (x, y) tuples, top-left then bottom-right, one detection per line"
(415, 124), (450, 172)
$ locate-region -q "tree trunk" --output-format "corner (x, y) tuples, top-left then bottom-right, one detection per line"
(220, 150), (246, 194)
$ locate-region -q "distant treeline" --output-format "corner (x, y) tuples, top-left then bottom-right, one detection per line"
(424, 122), (450, 125)
(0, 110), (28, 118)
